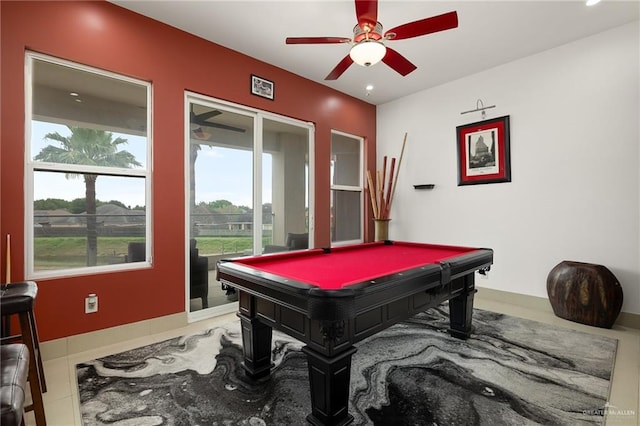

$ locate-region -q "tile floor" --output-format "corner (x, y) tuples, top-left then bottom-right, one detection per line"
(23, 294), (640, 426)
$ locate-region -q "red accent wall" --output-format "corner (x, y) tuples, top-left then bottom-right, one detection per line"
(0, 1), (377, 341)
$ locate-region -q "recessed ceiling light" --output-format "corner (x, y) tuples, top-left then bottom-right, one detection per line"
(586, 0), (601, 6)
(69, 92), (79, 96)
(365, 84), (374, 91)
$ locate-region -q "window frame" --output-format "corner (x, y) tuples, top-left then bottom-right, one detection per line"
(330, 130), (364, 246)
(24, 52), (153, 279)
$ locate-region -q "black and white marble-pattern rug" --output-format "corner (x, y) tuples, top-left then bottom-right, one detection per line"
(76, 306), (617, 425)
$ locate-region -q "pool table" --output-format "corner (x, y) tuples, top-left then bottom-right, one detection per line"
(217, 240), (493, 426)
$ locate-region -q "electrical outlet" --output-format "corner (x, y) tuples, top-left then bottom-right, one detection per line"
(85, 294), (98, 313)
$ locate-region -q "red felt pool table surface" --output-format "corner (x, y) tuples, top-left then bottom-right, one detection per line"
(234, 241), (477, 290)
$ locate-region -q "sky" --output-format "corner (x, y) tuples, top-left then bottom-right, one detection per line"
(31, 121), (271, 209)
(194, 145), (272, 208)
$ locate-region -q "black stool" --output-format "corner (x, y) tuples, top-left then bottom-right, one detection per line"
(1, 282), (47, 425)
(1, 344), (30, 426)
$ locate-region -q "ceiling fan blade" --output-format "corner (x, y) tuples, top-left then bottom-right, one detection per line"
(189, 105), (243, 133)
(195, 110), (222, 121)
(385, 11), (458, 41)
(198, 122), (245, 133)
(355, 0), (378, 31)
(325, 55), (354, 80)
(190, 105), (222, 124)
(382, 48), (417, 76)
(286, 37), (351, 44)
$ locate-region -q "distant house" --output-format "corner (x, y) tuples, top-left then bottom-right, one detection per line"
(34, 204), (145, 237)
(226, 222), (253, 231)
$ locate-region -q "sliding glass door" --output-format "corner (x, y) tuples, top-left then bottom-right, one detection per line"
(262, 117), (311, 253)
(186, 94), (313, 316)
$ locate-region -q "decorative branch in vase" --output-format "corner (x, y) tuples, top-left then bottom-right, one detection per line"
(367, 133), (407, 241)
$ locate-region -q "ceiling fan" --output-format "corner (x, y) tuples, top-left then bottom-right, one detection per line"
(285, 0), (458, 80)
(190, 106), (245, 135)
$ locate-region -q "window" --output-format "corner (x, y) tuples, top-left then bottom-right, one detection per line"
(330, 131), (363, 244)
(26, 52), (151, 278)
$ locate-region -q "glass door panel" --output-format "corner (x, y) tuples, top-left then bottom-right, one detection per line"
(186, 97), (313, 316)
(188, 100), (254, 312)
(262, 118), (310, 253)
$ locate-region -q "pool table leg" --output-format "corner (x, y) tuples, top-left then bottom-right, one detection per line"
(238, 312), (274, 379)
(448, 274), (476, 339)
(302, 345), (357, 426)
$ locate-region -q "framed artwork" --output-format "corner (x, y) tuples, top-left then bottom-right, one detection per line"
(456, 115), (511, 185)
(250, 74), (274, 100)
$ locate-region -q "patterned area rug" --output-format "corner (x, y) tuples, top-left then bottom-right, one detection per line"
(76, 306), (617, 425)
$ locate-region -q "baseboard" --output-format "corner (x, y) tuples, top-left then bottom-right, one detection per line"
(617, 311), (640, 330)
(476, 287), (640, 330)
(40, 312), (187, 361)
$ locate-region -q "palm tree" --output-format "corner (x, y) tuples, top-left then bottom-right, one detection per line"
(35, 126), (142, 266)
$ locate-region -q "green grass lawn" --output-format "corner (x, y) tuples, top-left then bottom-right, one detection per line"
(33, 236), (262, 269)
(193, 237), (256, 254)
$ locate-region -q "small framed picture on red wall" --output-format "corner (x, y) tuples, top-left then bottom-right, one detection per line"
(456, 115), (511, 185)
(250, 74), (275, 100)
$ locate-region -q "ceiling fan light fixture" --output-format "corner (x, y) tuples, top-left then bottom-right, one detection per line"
(350, 40), (386, 67)
(192, 127), (211, 140)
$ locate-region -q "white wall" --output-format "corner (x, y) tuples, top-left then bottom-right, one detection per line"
(377, 21), (640, 314)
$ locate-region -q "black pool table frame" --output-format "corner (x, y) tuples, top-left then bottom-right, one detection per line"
(217, 242), (493, 426)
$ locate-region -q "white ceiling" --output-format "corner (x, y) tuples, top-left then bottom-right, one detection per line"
(110, 0), (639, 105)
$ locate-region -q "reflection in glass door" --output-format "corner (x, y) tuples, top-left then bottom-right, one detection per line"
(187, 99), (254, 314)
(186, 95), (313, 316)
(262, 118), (310, 254)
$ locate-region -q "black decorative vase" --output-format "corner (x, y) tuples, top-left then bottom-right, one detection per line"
(546, 260), (623, 329)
